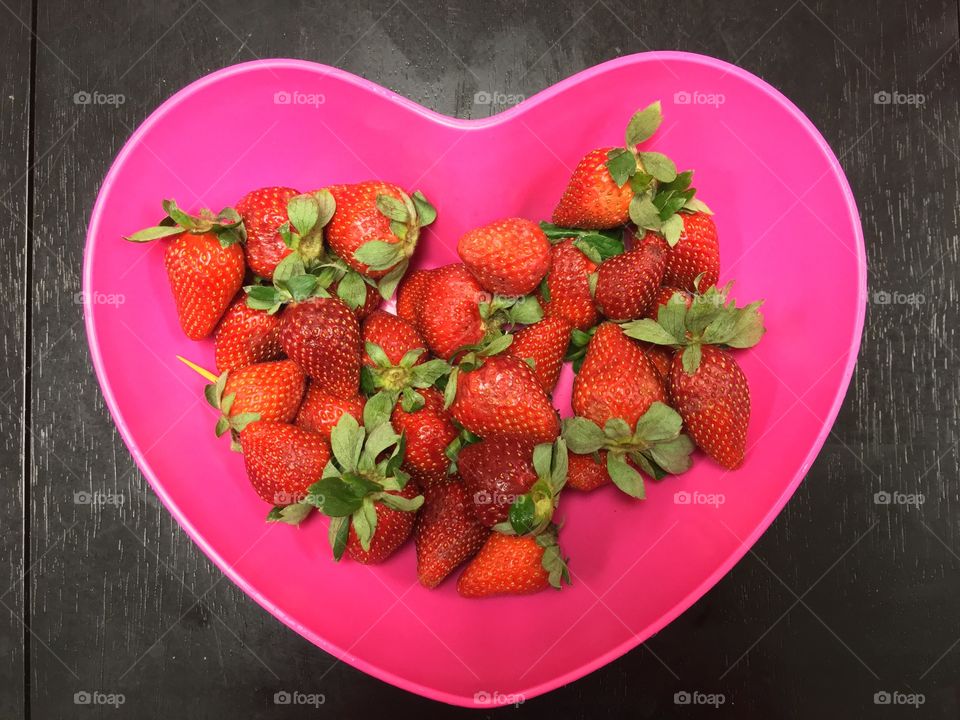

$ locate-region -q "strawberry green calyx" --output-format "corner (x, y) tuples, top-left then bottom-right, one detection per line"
(538, 222), (625, 264)
(631, 170), (713, 246)
(443, 425), (481, 474)
(244, 253), (332, 314)
(360, 342), (452, 413)
(494, 438), (568, 537)
(621, 283), (766, 374)
(279, 189), (336, 266)
(536, 524), (572, 590)
(565, 326), (597, 372)
(125, 199), (246, 248)
(303, 413), (423, 559)
(441, 332), (516, 409)
(203, 371), (260, 449)
(353, 189), (437, 298)
(563, 402), (694, 498)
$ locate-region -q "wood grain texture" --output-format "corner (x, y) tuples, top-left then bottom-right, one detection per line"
(22, 0), (960, 718)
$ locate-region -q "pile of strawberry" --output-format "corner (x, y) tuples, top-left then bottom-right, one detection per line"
(126, 101), (764, 598)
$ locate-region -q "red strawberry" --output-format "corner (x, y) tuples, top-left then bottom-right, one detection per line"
(214, 295), (284, 373)
(240, 422), (331, 505)
(638, 341), (673, 384)
(395, 268), (433, 326)
(362, 309), (425, 366)
(235, 186), (299, 279)
(669, 346), (750, 469)
(326, 181), (435, 279)
(295, 383), (365, 441)
(391, 388), (458, 489)
(507, 315), (571, 393)
(457, 218), (551, 296)
(540, 238), (599, 331)
(415, 480), (490, 588)
(346, 482), (422, 564)
(416, 264), (488, 360)
(593, 241), (666, 321)
(457, 437), (537, 527)
(450, 355), (559, 444)
(457, 530), (569, 598)
(551, 147), (634, 229)
(637, 212), (719, 293)
(646, 285), (694, 319)
(279, 297), (361, 398)
(572, 323), (666, 429)
(566, 450), (611, 492)
(220, 360), (305, 423)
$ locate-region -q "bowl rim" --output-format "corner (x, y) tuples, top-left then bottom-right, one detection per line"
(83, 51), (867, 708)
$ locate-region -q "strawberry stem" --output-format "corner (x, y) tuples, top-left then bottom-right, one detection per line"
(175, 355), (218, 383)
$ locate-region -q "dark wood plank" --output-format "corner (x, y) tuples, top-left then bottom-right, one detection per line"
(27, 0), (960, 718)
(0, 0), (32, 717)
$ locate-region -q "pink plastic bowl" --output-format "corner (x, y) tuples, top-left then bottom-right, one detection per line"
(83, 53), (865, 708)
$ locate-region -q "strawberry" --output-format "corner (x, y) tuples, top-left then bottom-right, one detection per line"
(566, 450), (611, 492)
(669, 346), (750, 469)
(214, 295), (284, 373)
(636, 212), (719, 293)
(125, 200), (247, 340)
(458, 437), (537, 527)
(638, 341), (674, 383)
(457, 218), (551, 296)
(391, 388), (458, 489)
(449, 355), (560, 444)
(326, 181), (436, 280)
(295, 382), (365, 441)
(416, 264), (488, 359)
(415, 480), (490, 588)
(240, 422), (331, 505)
(457, 527), (569, 598)
(551, 147), (634, 229)
(507, 315), (571, 393)
(279, 296), (361, 398)
(331, 276), (381, 321)
(539, 238), (599, 331)
(306, 414), (424, 563)
(593, 241), (666, 321)
(395, 268), (433, 326)
(621, 283), (766, 470)
(362, 310), (425, 367)
(572, 323), (666, 429)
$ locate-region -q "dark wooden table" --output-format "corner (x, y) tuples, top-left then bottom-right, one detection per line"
(2, 1), (958, 717)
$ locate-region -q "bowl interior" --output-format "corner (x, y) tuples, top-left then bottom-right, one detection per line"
(84, 53), (865, 707)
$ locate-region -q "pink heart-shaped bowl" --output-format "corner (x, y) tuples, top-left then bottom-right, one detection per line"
(84, 52), (865, 708)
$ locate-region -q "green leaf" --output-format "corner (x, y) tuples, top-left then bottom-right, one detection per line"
(287, 273), (318, 301)
(637, 151), (677, 183)
(443, 367), (459, 409)
(354, 240), (402, 271)
(411, 191), (437, 226)
(607, 453), (646, 499)
(161, 199), (197, 230)
(229, 412), (260, 433)
(363, 421), (400, 463)
(605, 148), (637, 187)
(363, 391), (396, 433)
(365, 342), (392, 368)
(629, 194), (662, 230)
(482, 332), (514, 356)
(573, 233), (624, 262)
(508, 495), (538, 536)
(603, 417), (633, 441)
(658, 294), (688, 341)
(539, 276), (551, 303)
(551, 438), (568, 491)
(266, 502), (313, 525)
(353, 497), (378, 551)
(377, 260), (408, 300)
(532, 443), (553, 479)
(309, 476), (366, 517)
(661, 213), (684, 246)
(335, 270), (367, 309)
(624, 101), (663, 147)
(505, 295), (543, 325)
(376, 194), (409, 222)
(621, 318), (678, 346)
(273, 252), (306, 287)
(124, 225), (184, 242)
(214, 416), (231, 437)
(684, 196), (713, 215)
(725, 302), (766, 348)
(287, 194), (320, 236)
(562, 417), (607, 454)
(632, 402), (683, 444)
(379, 492), (424, 513)
(646, 434), (695, 475)
(399, 386), (424, 412)
(313, 188), (337, 227)
(330, 414), (364, 472)
(411, 359), (451, 387)
(328, 516), (349, 560)
(681, 344), (702, 373)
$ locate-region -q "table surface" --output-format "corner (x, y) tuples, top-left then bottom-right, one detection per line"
(2, 0), (958, 717)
